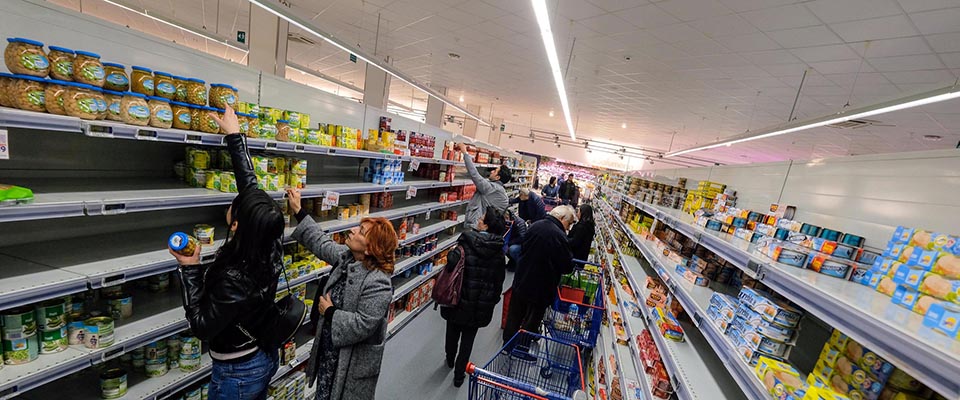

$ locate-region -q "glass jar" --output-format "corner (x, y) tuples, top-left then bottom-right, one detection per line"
(237, 112), (251, 136)
(208, 83), (238, 109)
(44, 80), (69, 115)
(91, 87), (107, 120)
(120, 92), (150, 126)
(103, 90), (124, 121)
(276, 119), (290, 142)
(171, 101), (192, 130)
(4, 38), (49, 77)
(13, 74), (46, 112)
(147, 96), (173, 129)
(190, 105), (203, 131)
(0, 73), (14, 107)
(72, 50), (105, 87)
(153, 71), (176, 100)
(199, 106), (221, 134)
(173, 76), (188, 102)
(245, 114), (261, 138)
(62, 82), (100, 120)
(47, 46), (75, 81)
(186, 78), (206, 106)
(103, 63), (129, 92)
(130, 66), (154, 96)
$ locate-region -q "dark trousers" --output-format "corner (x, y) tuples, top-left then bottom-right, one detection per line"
(445, 320), (480, 379)
(502, 295), (547, 344)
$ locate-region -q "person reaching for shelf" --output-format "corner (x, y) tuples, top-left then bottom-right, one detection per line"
(169, 105), (283, 400)
(457, 142), (511, 230)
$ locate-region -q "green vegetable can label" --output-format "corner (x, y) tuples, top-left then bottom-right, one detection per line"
(3, 334), (39, 365)
(2, 307), (37, 339)
(40, 326), (68, 354)
(100, 369), (128, 399)
(35, 299), (67, 331)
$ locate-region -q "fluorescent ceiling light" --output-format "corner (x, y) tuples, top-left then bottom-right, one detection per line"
(101, 0), (248, 53)
(531, 0), (576, 141)
(667, 83), (960, 158)
(247, 0), (492, 127)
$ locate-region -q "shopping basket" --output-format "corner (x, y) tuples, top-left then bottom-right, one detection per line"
(542, 260), (604, 350)
(467, 330), (586, 400)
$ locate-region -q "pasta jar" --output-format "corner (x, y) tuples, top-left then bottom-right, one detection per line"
(237, 112), (251, 135)
(153, 71), (176, 100)
(0, 72), (15, 107)
(147, 96), (173, 129)
(47, 46), (75, 81)
(62, 82), (100, 120)
(130, 66), (154, 96)
(44, 80), (70, 115)
(103, 90), (124, 121)
(190, 105), (203, 131)
(208, 83), (238, 109)
(199, 106), (221, 134)
(92, 87), (108, 120)
(173, 76), (188, 102)
(72, 50), (105, 87)
(102, 63), (129, 92)
(186, 78), (207, 106)
(120, 92), (150, 126)
(246, 114), (261, 138)
(4, 38), (49, 77)
(168, 232), (199, 257)
(276, 119), (291, 142)
(13, 74), (47, 112)
(171, 101), (192, 130)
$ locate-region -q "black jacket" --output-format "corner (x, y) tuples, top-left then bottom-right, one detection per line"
(513, 216), (573, 307)
(440, 231), (506, 328)
(510, 191), (546, 222)
(568, 220), (596, 262)
(178, 134), (282, 355)
(505, 210), (528, 248)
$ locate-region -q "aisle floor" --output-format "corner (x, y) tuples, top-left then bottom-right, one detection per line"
(378, 272), (514, 400)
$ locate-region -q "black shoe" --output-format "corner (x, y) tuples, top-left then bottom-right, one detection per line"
(446, 355), (455, 369)
(453, 375), (465, 387)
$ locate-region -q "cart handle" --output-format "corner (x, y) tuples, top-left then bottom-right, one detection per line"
(556, 288), (605, 311)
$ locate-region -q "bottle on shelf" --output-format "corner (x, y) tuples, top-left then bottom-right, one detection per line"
(567, 303), (580, 333)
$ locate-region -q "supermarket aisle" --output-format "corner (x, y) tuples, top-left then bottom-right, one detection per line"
(379, 272), (514, 400)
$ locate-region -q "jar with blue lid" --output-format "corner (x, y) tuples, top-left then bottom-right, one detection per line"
(198, 106), (221, 134)
(103, 90), (124, 121)
(186, 78), (206, 106)
(209, 83), (238, 109)
(170, 101), (192, 130)
(131, 66), (154, 96)
(4, 38), (49, 77)
(153, 71), (176, 100)
(120, 92), (150, 126)
(62, 81), (100, 120)
(73, 50), (105, 87)
(172, 76), (188, 102)
(90, 86), (108, 120)
(12, 74), (47, 112)
(102, 63), (129, 92)
(44, 79), (71, 115)
(147, 96), (173, 129)
(46, 46), (75, 81)
(0, 72), (16, 107)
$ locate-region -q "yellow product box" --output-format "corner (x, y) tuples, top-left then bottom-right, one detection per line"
(299, 113), (310, 130)
(290, 158), (308, 175)
(802, 386), (852, 400)
(817, 343), (841, 368)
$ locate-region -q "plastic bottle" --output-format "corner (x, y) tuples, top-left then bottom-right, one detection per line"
(566, 304), (579, 333)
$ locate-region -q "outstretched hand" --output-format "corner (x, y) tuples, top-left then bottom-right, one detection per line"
(209, 105), (241, 135)
(456, 142), (467, 153)
(286, 187), (302, 215)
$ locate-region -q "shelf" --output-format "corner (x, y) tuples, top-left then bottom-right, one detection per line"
(393, 263), (444, 301)
(0, 254), (89, 311)
(270, 339), (314, 385)
(399, 217), (465, 246)
(387, 299), (436, 339)
(393, 233), (461, 277)
(0, 107), (82, 133)
(124, 355), (214, 400)
(600, 186), (960, 399)
(313, 200), (466, 234)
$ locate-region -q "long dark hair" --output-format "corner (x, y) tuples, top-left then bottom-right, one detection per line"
(577, 204), (595, 225)
(483, 206), (507, 236)
(215, 189), (285, 282)
(548, 176), (557, 186)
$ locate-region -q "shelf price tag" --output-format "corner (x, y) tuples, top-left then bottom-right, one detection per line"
(321, 191), (340, 211)
(406, 185), (417, 200)
(0, 129), (8, 160)
(425, 210), (431, 220)
(408, 159), (421, 171)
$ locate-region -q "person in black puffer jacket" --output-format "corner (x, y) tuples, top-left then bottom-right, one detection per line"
(568, 204), (596, 262)
(440, 206), (507, 387)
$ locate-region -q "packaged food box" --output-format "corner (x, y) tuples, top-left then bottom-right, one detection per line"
(834, 356), (885, 400)
(841, 340), (894, 384)
(828, 329), (850, 353)
(738, 287), (803, 328)
(871, 258), (898, 277)
(922, 302), (960, 339)
(756, 356), (804, 399)
(817, 343), (841, 368)
(652, 307), (684, 342)
(735, 306), (796, 342)
(808, 254), (855, 279)
(733, 319), (791, 357)
(882, 242), (909, 261)
(891, 286), (937, 315)
(932, 253), (960, 279)
(709, 292), (738, 310)
(849, 268), (873, 286)
(802, 385), (853, 400)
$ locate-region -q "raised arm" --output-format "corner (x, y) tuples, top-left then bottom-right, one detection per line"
(458, 143), (496, 195)
(287, 188), (349, 264)
(214, 106), (258, 192)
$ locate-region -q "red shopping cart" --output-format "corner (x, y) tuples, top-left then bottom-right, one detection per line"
(542, 260), (604, 350)
(467, 330), (586, 400)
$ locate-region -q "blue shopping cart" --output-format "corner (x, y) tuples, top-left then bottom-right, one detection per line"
(542, 260), (605, 350)
(467, 331), (586, 400)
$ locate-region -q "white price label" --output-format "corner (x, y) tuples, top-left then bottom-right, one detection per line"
(406, 185), (417, 200)
(425, 210), (431, 220)
(408, 159), (420, 171)
(0, 129), (8, 160)
(321, 191), (340, 211)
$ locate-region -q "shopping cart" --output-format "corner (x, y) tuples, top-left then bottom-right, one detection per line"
(542, 259), (605, 350)
(467, 330), (586, 400)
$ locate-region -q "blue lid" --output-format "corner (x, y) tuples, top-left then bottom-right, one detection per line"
(131, 66), (152, 72)
(147, 96), (170, 102)
(211, 107), (225, 112)
(102, 62), (125, 69)
(154, 71), (173, 78)
(89, 85), (103, 92)
(124, 91), (148, 99)
(47, 79), (71, 86)
(74, 50), (100, 59)
(48, 46), (74, 54)
(172, 75), (186, 80)
(0, 72), (12, 78)
(168, 232), (192, 251)
(187, 78), (205, 84)
(170, 101), (190, 107)
(7, 38), (44, 47)
(277, 119), (290, 123)
(103, 89), (125, 96)
(210, 83), (237, 90)
(13, 74), (47, 83)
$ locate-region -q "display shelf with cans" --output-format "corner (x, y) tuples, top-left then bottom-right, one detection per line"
(386, 299), (435, 339)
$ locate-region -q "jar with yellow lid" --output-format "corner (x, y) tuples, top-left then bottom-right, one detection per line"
(120, 92), (150, 126)
(153, 71), (176, 100)
(173, 76), (188, 102)
(147, 96), (173, 129)
(62, 82), (100, 120)
(4, 38), (49, 77)
(72, 50), (105, 87)
(208, 83), (238, 109)
(102, 63), (129, 92)
(186, 78), (206, 106)
(171, 101), (192, 130)
(103, 90), (124, 121)
(13, 74), (47, 112)
(130, 66), (154, 96)
(44, 80), (69, 115)
(47, 46), (75, 81)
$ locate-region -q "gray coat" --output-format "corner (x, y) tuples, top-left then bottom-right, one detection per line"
(463, 152), (509, 229)
(293, 217), (393, 400)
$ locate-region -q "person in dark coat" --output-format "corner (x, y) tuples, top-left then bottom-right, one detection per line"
(568, 204), (596, 262)
(503, 210), (528, 272)
(561, 174), (579, 205)
(510, 187), (546, 222)
(440, 206), (507, 387)
(543, 176), (560, 199)
(503, 205), (576, 344)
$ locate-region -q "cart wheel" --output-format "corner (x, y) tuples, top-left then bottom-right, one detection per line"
(540, 365), (553, 379)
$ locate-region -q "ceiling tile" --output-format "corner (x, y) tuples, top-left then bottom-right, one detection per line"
(808, 59), (875, 75)
(456, 1), (509, 20)
(438, 7), (484, 26)
(849, 37), (933, 58)
(673, 38), (729, 56)
(718, 65), (772, 78)
(909, 7), (960, 35)
(805, 0), (904, 24)
(883, 69), (958, 84)
(868, 54), (946, 71)
(740, 49), (801, 65)
(717, 0), (801, 13)
(926, 32), (960, 54)
(578, 13), (637, 35)
(655, 0), (733, 22)
(767, 25), (843, 48)
(640, 43), (691, 60)
(648, 23), (707, 43)
(896, 0), (960, 13)
(689, 14), (758, 37)
(789, 44), (859, 63)
(761, 63), (810, 77)
(829, 15), (918, 42)
(614, 4), (681, 29)
(585, 0), (645, 13)
(556, 0), (607, 21)
(714, 32), (782, 52)
(697, 53), (751, 67)
(941, 52), (960, 68)
(741, 4), (821, 31)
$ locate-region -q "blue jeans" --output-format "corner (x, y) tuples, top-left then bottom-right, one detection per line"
(209, 349), (280, 400)
(507, 244), (522, 263)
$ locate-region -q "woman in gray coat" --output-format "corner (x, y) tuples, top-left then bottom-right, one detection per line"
(287, 189), (397, 400)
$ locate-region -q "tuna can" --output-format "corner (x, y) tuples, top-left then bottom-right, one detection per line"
(179, 353), (201, 371)
(185, 386), (201, 400)
(148, 273), (170, 293)
(101, 285), (123, 298)
(2, 306), (37, 339)
(34, 298), (67, 331)
(144, 359), (168, 377)
(131, 350), (145, 369)
(193, 224), (215, 245)
(100, 368), (127, 399)
(105, 294), (133, 320)
(167, 355), (179, 369)
(180, 336), (201, 357)
(201, 383), (209, 400)
(143, 341), (167, 361)
(3, 333), (39, 365)
(166, 334), (181, 350)
(39, 326), (68, 354)
(84, 316), (115, 349)
(67, 321), (85, 345)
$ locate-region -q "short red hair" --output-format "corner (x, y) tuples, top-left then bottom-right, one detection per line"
(361, 217), (398, 274)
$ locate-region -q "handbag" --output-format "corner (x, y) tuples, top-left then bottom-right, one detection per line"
(239, 266), (307, 350)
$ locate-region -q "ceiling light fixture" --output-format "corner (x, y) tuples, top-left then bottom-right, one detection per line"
(923, 134), (943, 141)
(531, 0), (576, 140)
(666, 83), (960, 158)
(621, 122), (627, 129)
(549, 110), (555, 117)
(247, 0), (492, 126)
(459, 95), (465, 103)
(101, 0), (248, 52)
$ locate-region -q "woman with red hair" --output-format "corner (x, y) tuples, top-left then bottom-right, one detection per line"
(286, 188), (397, 400)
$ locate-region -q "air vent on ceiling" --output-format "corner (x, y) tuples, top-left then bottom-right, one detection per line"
(287, 32), (317, 46)
(827, 118), (889, 129)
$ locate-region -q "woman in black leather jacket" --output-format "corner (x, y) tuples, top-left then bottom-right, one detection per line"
(169, 106), (284, 400)
(567, 204), (596, 262)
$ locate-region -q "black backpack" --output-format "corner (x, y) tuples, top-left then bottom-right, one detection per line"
(238, 268), (307, 350)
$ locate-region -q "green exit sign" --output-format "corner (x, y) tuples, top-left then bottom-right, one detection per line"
(237, 31), (246, 43)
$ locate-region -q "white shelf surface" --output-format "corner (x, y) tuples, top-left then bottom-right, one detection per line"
(392, 263), (444, 301)
(387, 299), (436, 338)
(393, 234), (461, 278)
(599, 186), (960, 399)
(0, 254), (89, 311)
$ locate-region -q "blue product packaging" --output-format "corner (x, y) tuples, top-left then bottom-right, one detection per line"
(892, 264), (926, 290)
(906, 248), (939, 270)
(882, 242), (907, 260)
(819, 228), (843, 242)
(706, 219), (722, 231)
(832, 244), (858, 260)
(923, 302), (960, 339)
(892, 286), (920, 310)
(800, 223), (822, 237)
(857, 250), (880, 265)
(850, 268), (873, 286)
(840, 233), (864, 248)
(892, 226), (915, 244)
(774, 228), (790, 240)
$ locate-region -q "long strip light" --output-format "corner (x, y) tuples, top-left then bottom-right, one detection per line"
(101, 0), (249, 53)
(247, 0), (492, 127)
(667, 83), (960, 158)
(531, 0), (576, 141)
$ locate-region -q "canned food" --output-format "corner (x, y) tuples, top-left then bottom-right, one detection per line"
(143, 341), (167, 361)
(148, 273), (170, 293)
(179, 353), (201, 372)
(101, 284), (123, 298)
(84, 317), (115, 349)
(166, 335), (181, 350)
(201, 383), (209, 400)
(2, 306), (37, 339)
(167, 356), (179, 369)
(145, 360), (168, 377)
(100, 368), (127, 399)
(180, 336), (201, 356)
(39, 326), (68, 354)
(185, 387), (202, 400)
(67, 321), (85, 345)
(193, 224), (215, 245)
(3, 334), (38, 364)
(35, 298), (66, 331)
(106, 294), (133, 320)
